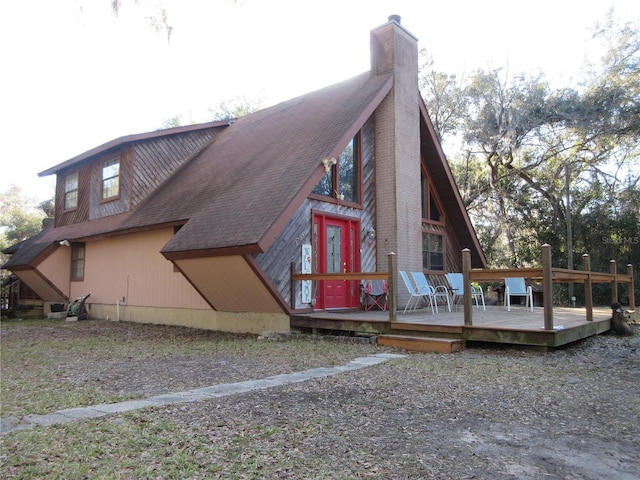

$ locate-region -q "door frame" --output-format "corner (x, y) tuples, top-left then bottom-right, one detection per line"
(312, 211), (361, 310)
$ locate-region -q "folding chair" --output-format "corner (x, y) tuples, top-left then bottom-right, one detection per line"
(504, 277), (533, 312)
(362, 279), (388, 311)
(411, 272), (451, 313)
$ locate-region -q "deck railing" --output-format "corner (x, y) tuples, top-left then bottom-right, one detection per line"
(291, 246), (635, 329)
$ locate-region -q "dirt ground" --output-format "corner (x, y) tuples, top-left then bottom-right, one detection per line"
(1, 319), (639, 479)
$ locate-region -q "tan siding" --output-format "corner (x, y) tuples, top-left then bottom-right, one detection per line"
(70, 228), (209, 309)
(14, 270), (67, 303)
(177, 256), (284, 314)
(37, 246), (72, 298)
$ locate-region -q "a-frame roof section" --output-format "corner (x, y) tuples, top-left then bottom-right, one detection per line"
(419, 100), (487, 268)
(123, 71), (394, 256)
(38, 121), (231, 177)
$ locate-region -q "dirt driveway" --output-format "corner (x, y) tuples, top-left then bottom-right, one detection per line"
(1, 319), (639, 479)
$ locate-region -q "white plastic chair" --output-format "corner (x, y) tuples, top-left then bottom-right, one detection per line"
(445, 273), (486, 311)
(411, 271), (451, 313)
(504, 277), (533, 312)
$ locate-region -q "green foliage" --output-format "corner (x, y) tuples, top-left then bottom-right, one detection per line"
(420, 13), (640, 298)
(0, 185), (49, 248)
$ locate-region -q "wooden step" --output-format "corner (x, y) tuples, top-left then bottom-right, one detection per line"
(378, 334), (465, 353)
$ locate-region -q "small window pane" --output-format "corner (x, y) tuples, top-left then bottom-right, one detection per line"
(64, 172), (78, 210)
(102, 158), (120, 200)
(71, 243), (85, 281)
(339, 138), (358, 202)
(422, 233), (444, 271)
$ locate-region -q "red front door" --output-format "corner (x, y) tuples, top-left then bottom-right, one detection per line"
(314, 214), (360, 309)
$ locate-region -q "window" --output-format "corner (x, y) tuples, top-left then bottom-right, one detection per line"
(312, 133), (360, 203)
(102, 157), (120, 200)
(64, 172), (78, 210)
(422, 233), (444, 271)
(421, 171), (442, 223)
(71, 243), (85, 281)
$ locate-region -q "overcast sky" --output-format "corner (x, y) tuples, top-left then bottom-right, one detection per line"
(3, 0), (639, 202)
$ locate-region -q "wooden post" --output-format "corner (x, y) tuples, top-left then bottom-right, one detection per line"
(462, 248), (472, 326)
(583, 254), (593, 322)
(388, 252), (397, 323)
(610, 260), (618, 303)
(542, 244), (554, 330)
(628, 264), (635, 311)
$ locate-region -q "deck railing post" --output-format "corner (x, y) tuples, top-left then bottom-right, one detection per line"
(628, 264), (635, 311)
(542, 244), (554, 330)
(462, 248), (472, 326)
(610, 260), (618, 303)
(388, 252), (397, 323)
(583, 254), (593, 321)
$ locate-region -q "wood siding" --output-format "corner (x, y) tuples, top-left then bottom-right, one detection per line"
(54, 129), (217, 227)
(131, 130), (217, 208)
(69, 228), (210, 309)
(254, 117), (377, 308)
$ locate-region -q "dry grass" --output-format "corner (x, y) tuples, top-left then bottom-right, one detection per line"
(1, 318), (639, 479)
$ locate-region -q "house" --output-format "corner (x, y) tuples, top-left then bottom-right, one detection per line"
(2, 16), (486, 334)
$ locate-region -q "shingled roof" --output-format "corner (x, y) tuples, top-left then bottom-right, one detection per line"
(126, 71), (394, 255)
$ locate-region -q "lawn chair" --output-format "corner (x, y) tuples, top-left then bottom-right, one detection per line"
(504, 278), (533, 312)
(446, 273), (486, 311)
(411, 272), (451, 313)
(399, 270), (435, 314)
(361, 279), (388, 311)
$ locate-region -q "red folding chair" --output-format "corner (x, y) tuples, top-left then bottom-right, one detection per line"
(362, 279), (388, 311)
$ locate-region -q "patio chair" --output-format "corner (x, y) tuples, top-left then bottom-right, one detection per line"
(504, 277), (533, 312)
(411, 271), (451, 313)
(361, 279), (388, 311)
(445, 273), (486, 311)
(399, 270), (434, 314)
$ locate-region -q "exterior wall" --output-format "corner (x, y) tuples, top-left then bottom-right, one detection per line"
(70, 228), (210, 309)
(54, 129), (218, 227)
(89, 304), (289, 334)
(254, 117), (377, 310)
(37, 244), (72, 298)
(371, 19), (422, 303)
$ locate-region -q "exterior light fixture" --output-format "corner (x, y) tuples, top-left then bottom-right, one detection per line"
(322, 157), (337, 172)
(59, 240), (70, 247)
(365, 225), (376, 243)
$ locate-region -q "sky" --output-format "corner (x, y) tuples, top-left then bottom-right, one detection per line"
(2, 0), (639, 203)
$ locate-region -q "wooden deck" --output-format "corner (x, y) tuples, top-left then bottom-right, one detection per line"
(290, 305), (613, 349)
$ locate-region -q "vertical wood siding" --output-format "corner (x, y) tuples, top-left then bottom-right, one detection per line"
(55, 129), (217, 227)
(254, 117), (377, 308)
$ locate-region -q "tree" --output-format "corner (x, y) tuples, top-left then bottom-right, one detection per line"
(419, 12), (639, 306)
(0, 186), (51, 273)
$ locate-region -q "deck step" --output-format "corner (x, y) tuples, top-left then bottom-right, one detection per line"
(378, 334), (465, 354)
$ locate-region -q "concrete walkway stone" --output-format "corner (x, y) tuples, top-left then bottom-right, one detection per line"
(1, 353), (406, 436)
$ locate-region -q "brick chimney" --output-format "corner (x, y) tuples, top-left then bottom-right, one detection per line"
(370, 16), (422, 277)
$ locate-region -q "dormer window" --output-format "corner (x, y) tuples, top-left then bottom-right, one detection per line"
(312, 133), (361, 204)
(64, 172), (78, 210)
(102, 157), (120, 200)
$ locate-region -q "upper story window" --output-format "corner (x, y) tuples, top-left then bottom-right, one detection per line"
(102, 157), (120, 200)
(71, 242), (86, 281)
(312, 133), (360, 204)
(64, 172), (78, 210)
(421, 170), (443, 224)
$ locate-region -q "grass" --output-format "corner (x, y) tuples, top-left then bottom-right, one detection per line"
(0, 318), (382, 417)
